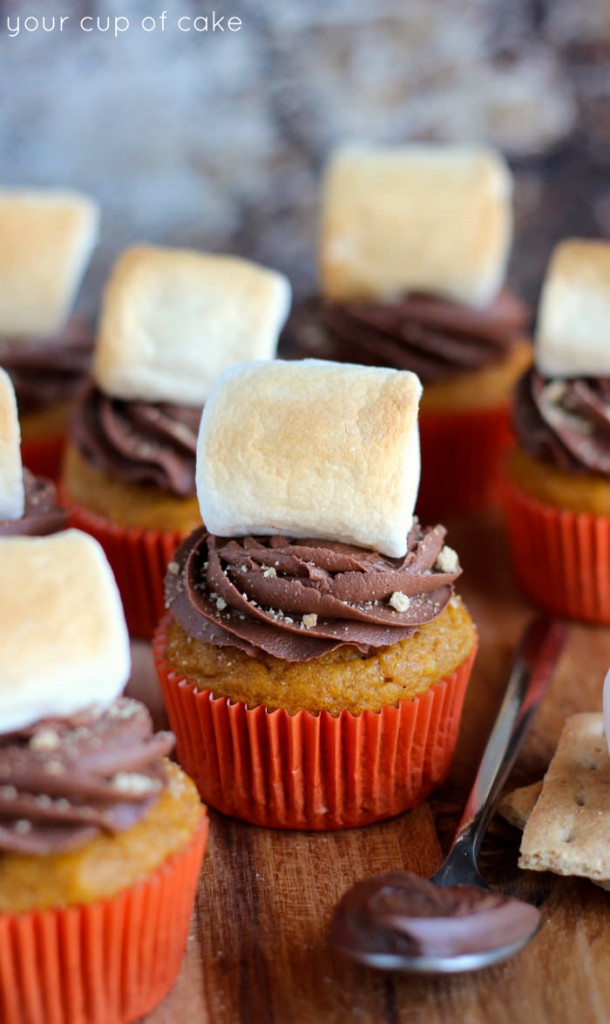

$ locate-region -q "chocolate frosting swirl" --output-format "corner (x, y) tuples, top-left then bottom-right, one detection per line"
(166, 522), (461, 662)
(72, 380), (201, 495)
(513, 368), (610, 476)
(0, 469), (68, 537)
(0, 319), (92, 414)
(0, 698), (174, 855)
(280, 290), (529, 382)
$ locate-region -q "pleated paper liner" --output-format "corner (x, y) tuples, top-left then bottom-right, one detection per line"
(153, 615), (476, 830)
(0, 812), (208, 1024)
(502, 473), (610, 624)
(61, 497), (185, 638)
(21, 434), (66, 483)
(417, 404), (513, 522)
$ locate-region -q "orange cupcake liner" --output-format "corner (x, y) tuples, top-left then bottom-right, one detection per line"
(502, 473), (610, 623)
(417, 405), (513, 521)
(21, 434), (67, 483)
(153, 615), (476, 830)
(0, 813), (208, 1024)
(61, 497), (184, 638)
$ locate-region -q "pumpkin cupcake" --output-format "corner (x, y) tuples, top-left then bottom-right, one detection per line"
(0, 188), (99, 480)
(154, 359), (477, 830)
(280, 145), (531, 519)
(61, 245), (291, 636)
(503, 239), (610, 622)
(0, 529), (207, 1024)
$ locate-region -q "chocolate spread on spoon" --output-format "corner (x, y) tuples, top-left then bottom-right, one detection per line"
(331, 871), (540, 960)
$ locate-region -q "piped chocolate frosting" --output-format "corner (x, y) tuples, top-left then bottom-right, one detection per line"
(0, 698), (174, 855)
(0, 469), (68, 537)
(0, 319), (92, 414)
(280, 290), (529, 382)
(72, 380), (201, 495)
(166, 522), (461, 662)
(513, 368), (610, 475)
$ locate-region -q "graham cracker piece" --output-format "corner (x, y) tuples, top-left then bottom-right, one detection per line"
(519, 713), (610, 881)
(498, 781), (543, 831)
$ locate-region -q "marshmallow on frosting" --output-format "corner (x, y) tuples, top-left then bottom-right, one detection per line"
(0, 189), (99, 338)
(537, 240), (610, 377)
(320, 144), (513, 308)
(94, 245), (291, 406)
(0, 529), (131, 733)
(0, 368), (24, 520)
(197, 359), (422, 558)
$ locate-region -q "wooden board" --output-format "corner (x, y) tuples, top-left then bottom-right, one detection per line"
(133, 508), (610, 1024)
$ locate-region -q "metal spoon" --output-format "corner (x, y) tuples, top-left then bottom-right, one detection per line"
(331, 615), (567, 974)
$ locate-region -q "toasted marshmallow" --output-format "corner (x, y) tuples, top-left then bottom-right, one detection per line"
(197, 359), (422, 558)
(537, 240), (610, 377)
(94, 245), (291, 406)
(0, 530), (131, 733)
(0, 369), (24, 520)
(0, 189), (99, 337)
(320, 144), (513, 308)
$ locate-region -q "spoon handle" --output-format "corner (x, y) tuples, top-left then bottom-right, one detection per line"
(432, 615), (567, 888)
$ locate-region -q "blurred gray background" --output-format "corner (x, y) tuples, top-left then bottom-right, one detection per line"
(0, 0), (609, 316)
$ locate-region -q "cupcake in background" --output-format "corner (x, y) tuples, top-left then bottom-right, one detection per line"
(154, 358), (477, 830)
(0, 367), (68, 536)
(503, 239), (610, 623)
(61, 244), (291, 636)
(0, 189), (99, 479)
(280, 144), (531, 520)
(0, 529), (207, 1024)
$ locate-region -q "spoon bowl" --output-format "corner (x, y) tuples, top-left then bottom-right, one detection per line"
(330, 616), (566, 974)
(331, 871), (540, 974)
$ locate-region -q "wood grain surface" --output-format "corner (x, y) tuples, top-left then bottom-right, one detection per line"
(134, 508), (610, 1024)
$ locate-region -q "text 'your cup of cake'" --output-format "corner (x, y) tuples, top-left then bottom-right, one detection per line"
(60, 244), (291, 636)
(0, 189), (99, 480)
(154, 358), (478, 831)
(0, 529), (208, 1024)
(279, 144), (531, 520)
(503, 239), (610, 623)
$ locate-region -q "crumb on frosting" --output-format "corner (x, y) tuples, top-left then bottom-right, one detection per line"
(435, 546), (459, 573)
(389, 591), (411, 612)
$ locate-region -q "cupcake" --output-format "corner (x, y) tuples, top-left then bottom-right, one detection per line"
(60, 245), (291, 637)
(0, 529), (207, 1024)
(503, 239), (610, 623)
(154, 359), (477, 830)
(0, 367), (68, 537)
(280, 145), (531, 520)
(0, 189), (99, 480)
